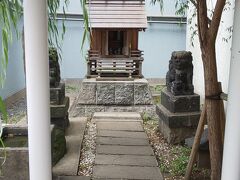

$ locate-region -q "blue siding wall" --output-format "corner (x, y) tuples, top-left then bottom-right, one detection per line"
(59, 21), (186, 79)
(0, 22), (25, 100)
(140, 23), (186, 78)
(0, 0), (186, 99)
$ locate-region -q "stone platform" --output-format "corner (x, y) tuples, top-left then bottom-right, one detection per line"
(157, 88), (200, 144)
(75, 78), (155, 117)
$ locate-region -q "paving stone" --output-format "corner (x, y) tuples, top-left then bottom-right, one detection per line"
(93, 118), (142, 123)
(58, 176), (90, 180)
(96, 137), (149, 146)
(95, 154), (158, 167)
(97, 122), (144, 132)
(94, 112), (141, 120)
(97, 130), (148, 139)
(93, 165), (163, 180)
(96, 145), (154, 155)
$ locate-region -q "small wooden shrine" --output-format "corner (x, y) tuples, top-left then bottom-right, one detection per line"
(86, 0), (147, 80)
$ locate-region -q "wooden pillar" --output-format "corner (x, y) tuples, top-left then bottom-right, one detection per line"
(131, 29), (138, 50)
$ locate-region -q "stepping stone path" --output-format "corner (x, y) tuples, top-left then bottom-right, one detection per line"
(92, 112), (163, 180)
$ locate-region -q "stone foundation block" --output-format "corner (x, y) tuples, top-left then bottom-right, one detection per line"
(50, 83), (65, 105)
(161, 88), (200, 113)
(97, 84), (115, 105)
(115, 84), (134, 105)
(158, 118), (197, 144)
(51, 97), (70, 118)
(78, 83), (96, 104)
(134, 83), (153, 105)
(156, 104), (200, 144)
(156, 104), (200, 128)
(51, 113), (70, 130)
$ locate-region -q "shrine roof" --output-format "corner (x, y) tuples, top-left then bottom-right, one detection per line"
(86, 0), (147, 29)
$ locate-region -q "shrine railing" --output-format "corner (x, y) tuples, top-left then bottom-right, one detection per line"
(86, 50), (144, 79)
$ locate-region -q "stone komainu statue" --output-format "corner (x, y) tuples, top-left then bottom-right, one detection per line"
(49, 48), (61, 88)
(166, 51), (194, 96)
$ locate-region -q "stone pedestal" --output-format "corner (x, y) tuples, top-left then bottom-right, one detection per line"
(50, 96), (70, 129)
(157, 88), (200, 144)
(75, 78), (155, 117)
(49, 48), (70, 130)
(157, 51), (200, 144)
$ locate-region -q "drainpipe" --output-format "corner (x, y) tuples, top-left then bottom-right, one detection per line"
(221, 1), (240, 179)
(23, 0), (52, 180)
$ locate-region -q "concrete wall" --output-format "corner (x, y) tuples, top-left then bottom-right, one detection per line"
(186, 1), (235, 102)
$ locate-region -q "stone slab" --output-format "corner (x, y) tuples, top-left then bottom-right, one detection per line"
(95, 154), (158, 166)
(92, 165), (163, 180)
(53, 118), (87, 176)
(77, 78), (153, 106)
(156, 104), (200, 128)
(51, 97), (70, 118)
(93, 112), (141, 120)
(74, 104), (156, 118)
(50, 83), (65, 105)
(97, 122), (144, 132)
(97, 83), (115, 105)
(77, 83), (96, 104)
(134, 83), (153, 105)
(96, 145), (154, 155)
(0, 148), (29, 180)
(93, 118), (143, 122)
(51, 115), (70, 130)
(96, 137), (149, 146)
(158, 117), (197, 144)
(97, 130), (148, 139)
(58, 176), (90, 180)
(115, 84), (134, 105)
(161, 88), (200, 113)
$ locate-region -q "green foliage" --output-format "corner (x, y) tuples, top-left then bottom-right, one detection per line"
(0, 97), (7, 123)
(0, 0), (22, 88)
(142, 112), (152, 123)
(48, 0), (70, 60)
(170, 146), (191, 176)
(80, 0), (90, 50)
(151, 0), (164, 14)
(49, 47), (58, 62)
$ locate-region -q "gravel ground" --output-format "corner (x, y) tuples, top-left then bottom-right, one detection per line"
(3, 97), (27, 124)
(78, 119), (97, 176)
(143, 119), (210, 180)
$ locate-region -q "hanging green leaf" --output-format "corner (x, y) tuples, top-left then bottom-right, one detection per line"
(0, 97), (7, 124)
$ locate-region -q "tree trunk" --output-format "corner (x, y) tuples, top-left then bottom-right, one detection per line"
(201, 41), (223, 180)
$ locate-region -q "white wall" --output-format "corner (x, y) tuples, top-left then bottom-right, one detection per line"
(186, 1), (235, 102)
